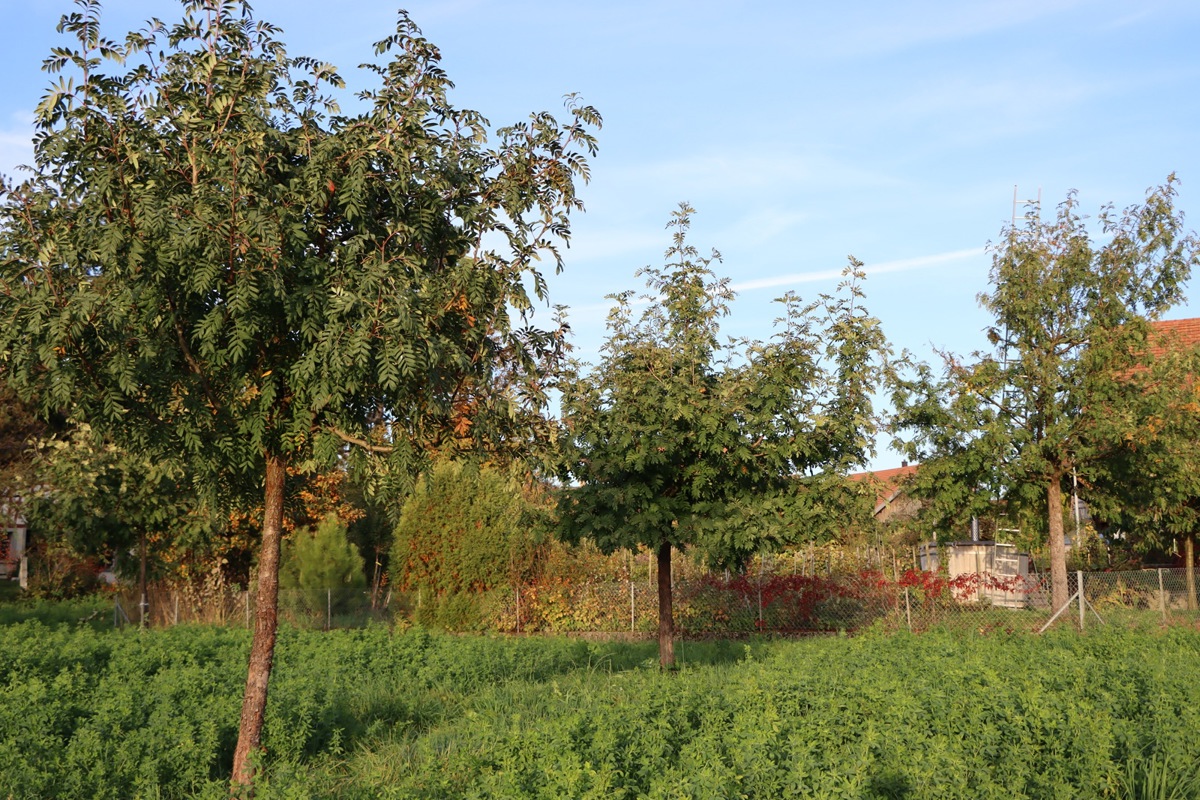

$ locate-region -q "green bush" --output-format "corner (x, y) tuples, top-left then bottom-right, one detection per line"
(391, 460), (549, 629)
(279, 514), (365, 618)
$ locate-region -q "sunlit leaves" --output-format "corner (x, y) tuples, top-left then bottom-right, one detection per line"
(558, 204), (891, 566)
(0, 0), (600, 501)
(891, 179), (1200, 561)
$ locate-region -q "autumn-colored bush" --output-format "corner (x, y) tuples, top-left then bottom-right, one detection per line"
(392, 460), (550, 594)
(389, 461), (557, 629)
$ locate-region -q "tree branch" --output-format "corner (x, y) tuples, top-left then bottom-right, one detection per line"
(326, 425), (394, 454)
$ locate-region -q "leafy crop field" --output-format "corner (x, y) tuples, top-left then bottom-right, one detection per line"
(1, 620), (1199, 799)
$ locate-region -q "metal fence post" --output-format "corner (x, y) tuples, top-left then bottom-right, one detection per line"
(905, 587), (912, 632)
(757, 556), (764, 625)
(1078, 570), (1085, 631)
(1159, 568), (1167, 624)
(629, 579), (635, 632)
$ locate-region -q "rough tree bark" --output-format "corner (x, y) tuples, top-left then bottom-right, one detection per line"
(657, 541), (675, 669)
(232, 453), (287, 786)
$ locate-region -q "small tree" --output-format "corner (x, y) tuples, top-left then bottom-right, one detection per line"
(558, 204), (889, 667)
(892, 179), (1199, 613)
(25, 423), (213, 616)
(279, 513), (365, 618)
(0, 1), (597, 784)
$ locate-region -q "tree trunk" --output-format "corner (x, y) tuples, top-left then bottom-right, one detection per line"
(656, 541), (675, 669)
(1186, 534), (1197, 612)
(1047, 477), (1069, 614)
(232, 453), (287, 788)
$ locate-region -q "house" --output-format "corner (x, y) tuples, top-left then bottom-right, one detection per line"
(918, 540), (1032, 608)
(851, 462), (1035, 606)
(848, 461), (919, 525)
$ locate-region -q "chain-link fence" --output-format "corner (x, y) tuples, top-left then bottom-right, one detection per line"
(108, 567), (1200, 635)
(489, 568), (1199, 635)
(111, 585), (396, 630)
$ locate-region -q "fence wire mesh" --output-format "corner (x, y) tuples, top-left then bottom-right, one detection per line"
(109, 567), (1200, 635)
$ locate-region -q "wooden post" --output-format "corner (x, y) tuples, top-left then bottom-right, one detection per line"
(139, 532), (148, 629)
(1187, 535), (1197, 611)
(757, 554), (764, 625)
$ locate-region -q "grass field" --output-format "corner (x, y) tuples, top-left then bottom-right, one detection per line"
(1, 613), (1198, 799)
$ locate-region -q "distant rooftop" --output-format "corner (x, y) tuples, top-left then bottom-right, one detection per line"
(1150, 317), (1200, 353)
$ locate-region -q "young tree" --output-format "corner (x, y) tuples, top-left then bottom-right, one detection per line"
(25, 423), (213, 617)
(279, 513), (365, 618)
(892, 179), (1199, 613)
(0, 0), (598, 785)
(392, 458), (548, 596)
(557, 204), (889, 667)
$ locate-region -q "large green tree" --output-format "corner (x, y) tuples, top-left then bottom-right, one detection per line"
(557, 204), (889, 667)
(892, 179), (1199, 613)
(1085, 326), (1200, 607)
(0, 0), (598, 785)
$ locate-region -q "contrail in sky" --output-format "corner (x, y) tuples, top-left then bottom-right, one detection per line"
(730, 247), (986, 293)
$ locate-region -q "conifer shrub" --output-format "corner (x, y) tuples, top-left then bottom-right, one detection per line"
(279, 514), (366, 618)
(392, 460), (549, 628)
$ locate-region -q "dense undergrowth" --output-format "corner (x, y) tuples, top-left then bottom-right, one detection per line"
(1, 620), (1198, 799)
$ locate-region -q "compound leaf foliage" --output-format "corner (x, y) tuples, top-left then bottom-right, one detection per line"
(558, 204), (889, 566)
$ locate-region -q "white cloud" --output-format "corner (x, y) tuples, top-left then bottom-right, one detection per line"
(608, 151), (902, 198)
(807, 0), (1089, 59)
(562, 228), (666, 265)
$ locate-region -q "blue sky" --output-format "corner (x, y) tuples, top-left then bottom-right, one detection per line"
(2, 0), (1199, 468)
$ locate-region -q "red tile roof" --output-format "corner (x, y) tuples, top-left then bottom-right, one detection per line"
(1149, 317), (1200, 357)
(848, 464), (918, 515)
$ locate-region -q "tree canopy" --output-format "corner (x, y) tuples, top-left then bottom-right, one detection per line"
(0, 0), (598, 784)
(892, 178), (1200, 612)
(557, 204), (889, 666)
(1085, 324), (1200, 605)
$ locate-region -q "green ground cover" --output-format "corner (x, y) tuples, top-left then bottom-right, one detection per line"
(0, 620), (1197, 799)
